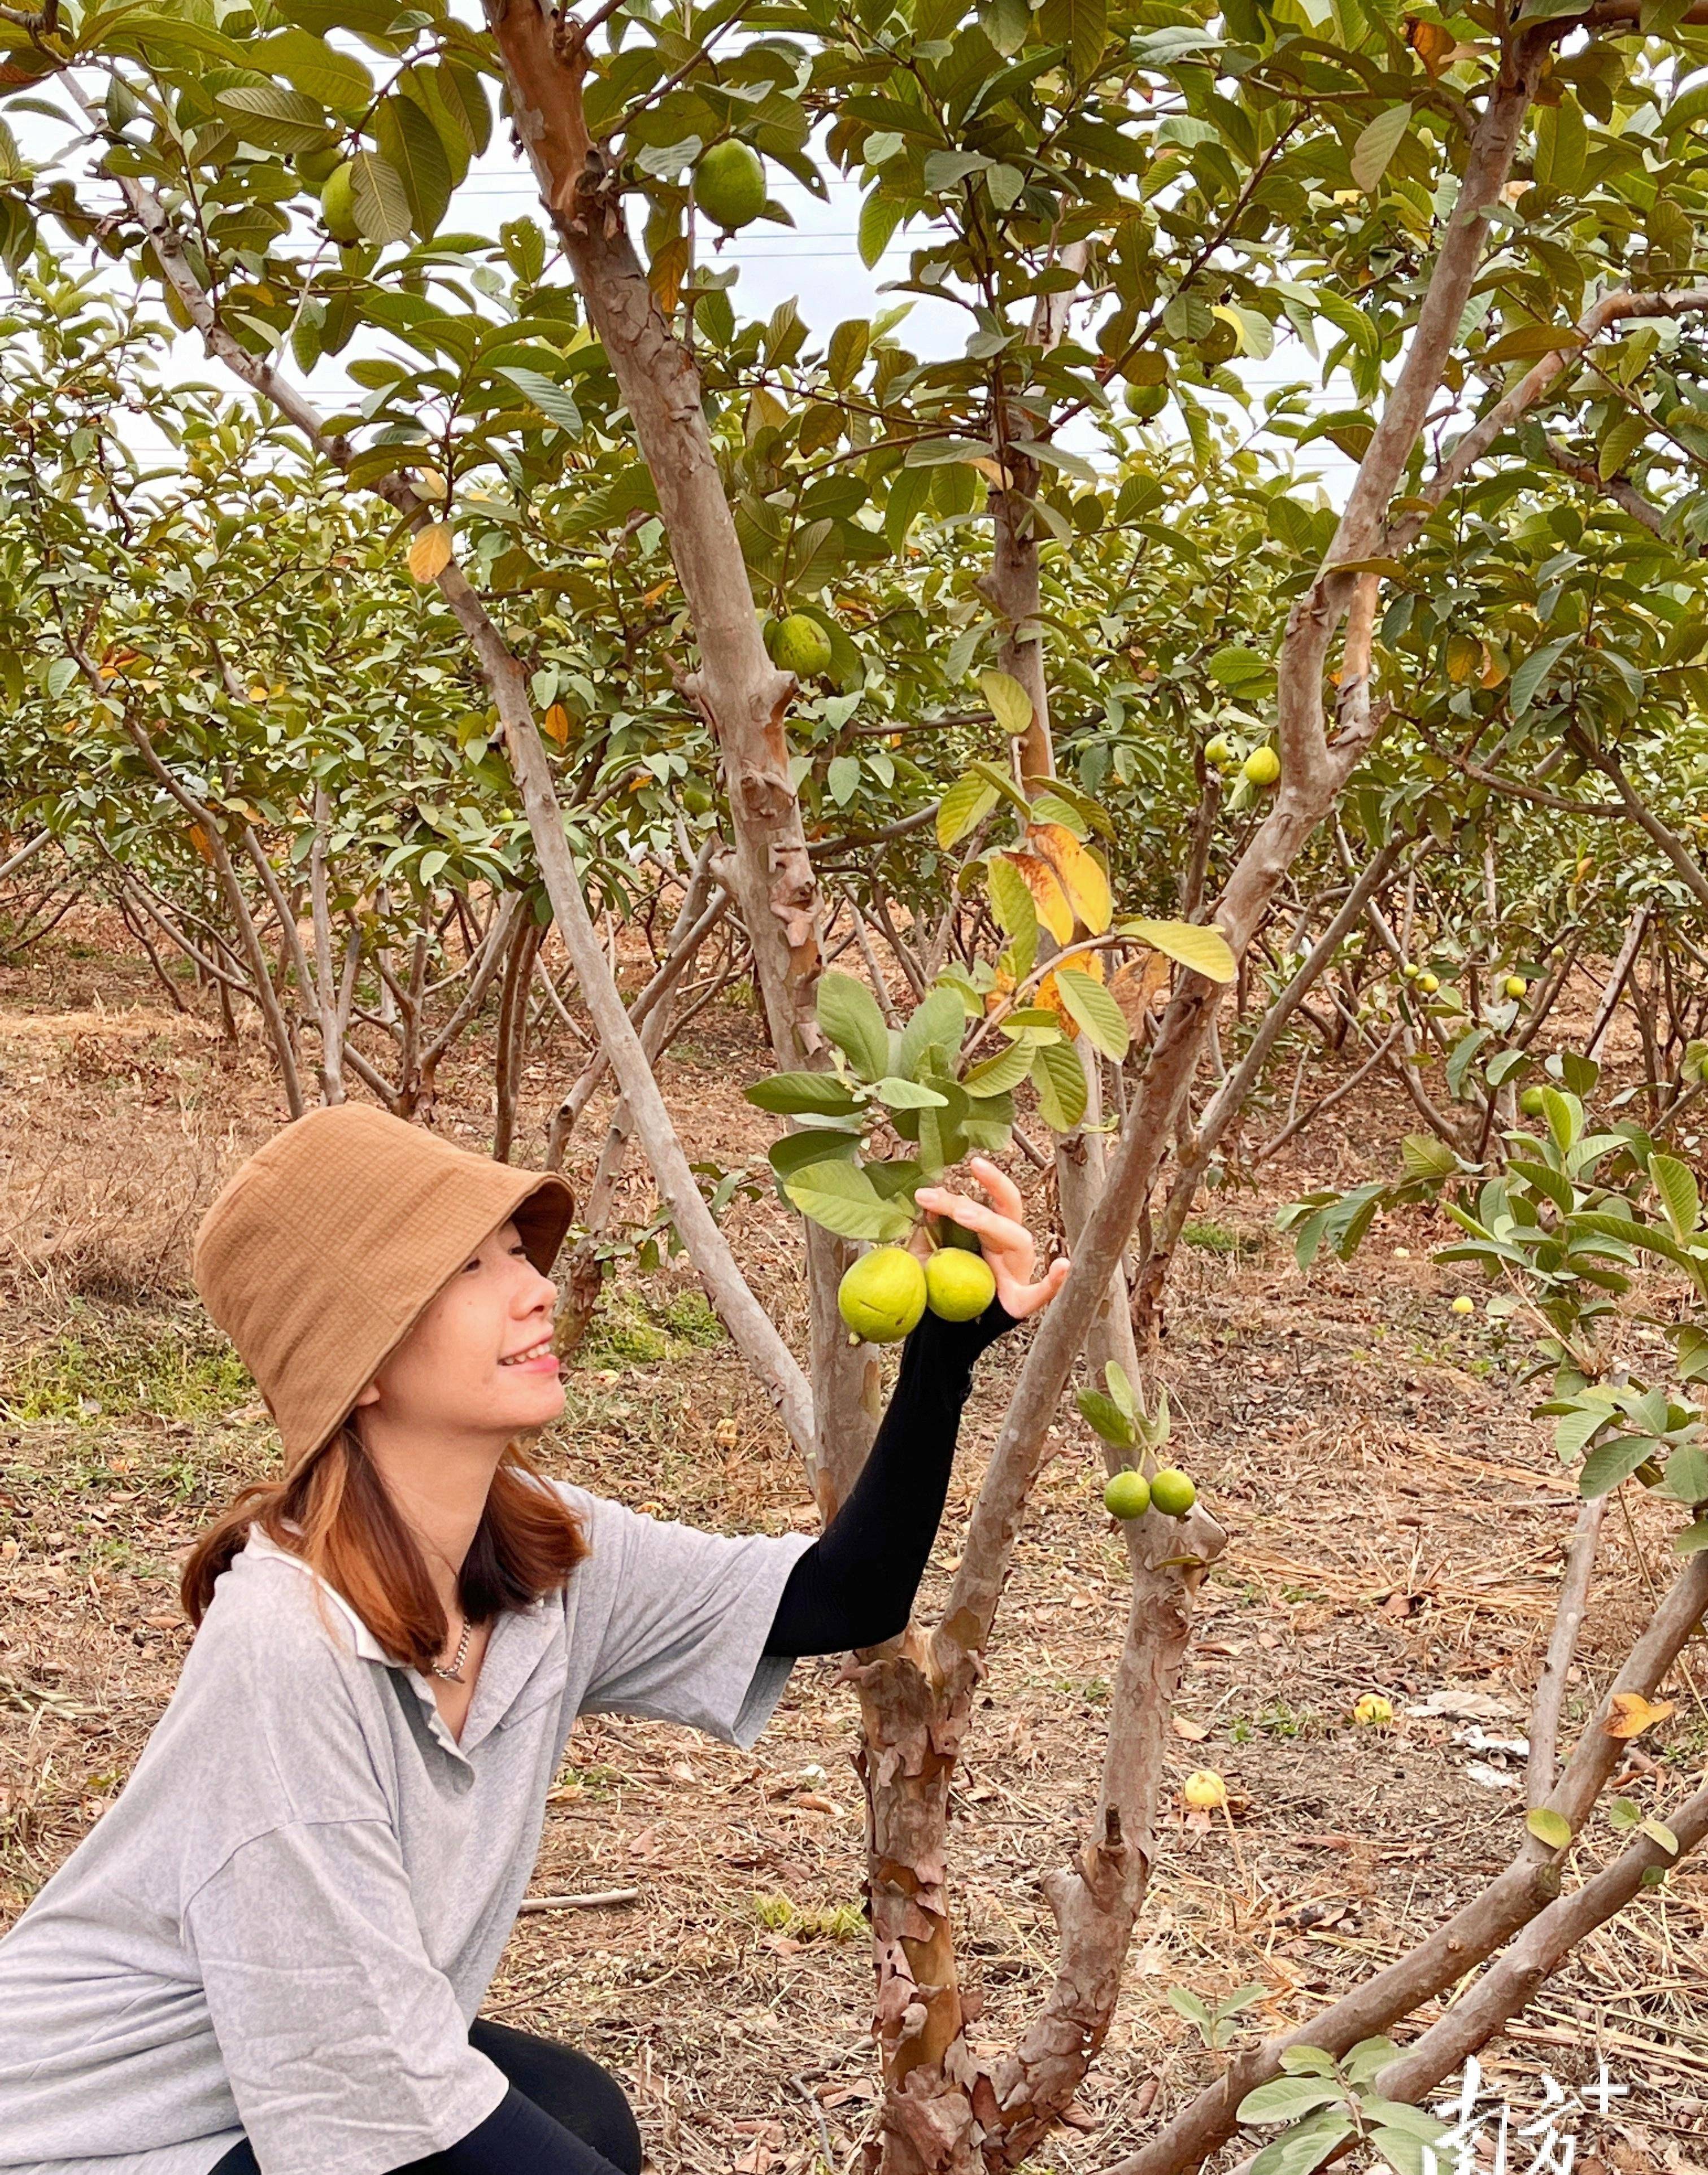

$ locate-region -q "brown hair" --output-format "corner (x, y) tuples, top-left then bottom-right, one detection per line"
(180, 1420), (589, 1672)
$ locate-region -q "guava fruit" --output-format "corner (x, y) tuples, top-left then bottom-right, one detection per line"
(693, 140), (767, 232)
(1148, 1467), (1196, 1516)
(925, 1247), (996, 1322)
(838, 1246), (927, 1343)
(765, 612), (833, 679)
(320, 162), (360, 247)
(1242, 744), (1280, 787)
(1103, 1470), (1151, 1519)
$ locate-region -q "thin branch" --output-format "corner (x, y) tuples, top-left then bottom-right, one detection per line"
(1525, 1494), (1606, 1806)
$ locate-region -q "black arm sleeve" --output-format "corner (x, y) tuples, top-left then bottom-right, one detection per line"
(762, 1296), (1017, 1658)
(434, 2086), (629, 2175)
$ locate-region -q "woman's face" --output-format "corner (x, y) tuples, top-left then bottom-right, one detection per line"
(354, 1217), (564, 1445)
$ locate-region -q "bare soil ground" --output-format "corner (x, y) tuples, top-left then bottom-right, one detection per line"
(2, 913), (1705, 2175)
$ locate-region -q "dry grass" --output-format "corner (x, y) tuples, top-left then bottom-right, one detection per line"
(1, 912), (1703, 2175)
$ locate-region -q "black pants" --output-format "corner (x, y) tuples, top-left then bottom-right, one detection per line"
(208, 2017), (642, 2175)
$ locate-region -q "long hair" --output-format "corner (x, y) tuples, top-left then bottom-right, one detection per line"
(180, 1420), (589, 1673)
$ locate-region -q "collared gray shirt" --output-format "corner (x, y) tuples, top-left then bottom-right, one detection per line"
(0, 1483), (814, 2175)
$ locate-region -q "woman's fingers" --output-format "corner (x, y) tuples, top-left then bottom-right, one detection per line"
(1006, 1254), (1072, 1319)
(965, 1155), (1025, 1224)
(917, 1187), (1025, 1250)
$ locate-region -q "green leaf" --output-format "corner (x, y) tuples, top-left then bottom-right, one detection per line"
(1350, 104), (1411, 194)
(1640, 1816), (1679, 1853)
(960, 1041), (1034, 1097)
(348, 147), (411, 245)
(1340, 2038), (1401, 2086)
(498, 366), (583, 436)
(1675, 1326), (1708, 1383)
(1652, 1153), (1701, 1241)
(376, 90), (451, 237)
(1040, 0), (1106, 77)
(937, 771), (998, 849)
(1445, 1026), (1492, 1101)
(744, 1071), (862, 1116)
(1238, 2079), (1347, 2125)
(116, 12), (256, 66)
(987, 856), (1039, 952)
(1553, 1405), (1608, 1462)
(1526, 1806), (1572, 1850)
(897, 984), (967, 1079)
(783, 1160), (916, 1241)
(827, 754), (861, 806)
(826, 316), (869, 391)
(1509, 635), (1575, 716)
(1249, 2110), (1357, 2175)
(1580, 1433), (1661, 1498)
(255, 26), (373, 113)
(1121, 919), (1236, 984)
(1279, 2047), (1340, 2078)
(1032, 1038), (1088, 1131)
(859, 190), (903, 269)
(1077, 1388), (1137, 1447)
(1655, 1444), (1708, 1505)
(873, 1074), (950, 1109)
(1055, 967), (1131, 1061)
(1207, 644), (1272, 691)
(1675, 1516), (1708, 1554)
(1166, 1985), (1216, 2038)
(1105, 1360), (1136, 1420)
(214, 84), (330, 156)
(1401, 1134), (1459, 1185)
(767, 1128), (860, 1182)
(817, 970), (890, 1082)
(979, 668), (1035, 740)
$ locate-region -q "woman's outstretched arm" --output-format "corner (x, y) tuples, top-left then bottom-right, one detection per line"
(763, 1157), (1068, 1659)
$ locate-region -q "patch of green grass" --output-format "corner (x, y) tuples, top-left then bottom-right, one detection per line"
(2, 1309), (252, 1426)
(749, 1890), (867, 1941)
(1230, 1698), (1321, 1745)
(1182, 1220), (1263, 1261)
(577, 1283), (725, 1368)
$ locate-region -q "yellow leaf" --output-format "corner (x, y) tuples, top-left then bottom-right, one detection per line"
(408, 524), (454, 583)
(1445, 632), (1480, 685)
(1036, 971), (1074, 1035)
(1030, 823), (1113, 935)
(1604, 1692), (1675, 1740)
(1122, 918), (1237, 985)
(188, 822), (215, 866)
(979, 669), (1036, 742)
(1111, 951), (1172, 1027)
(542, 703), (572, 747)
(1006, 851), (1074, 944)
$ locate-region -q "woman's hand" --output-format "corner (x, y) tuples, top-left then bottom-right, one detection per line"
(915, 1156), (1069, 1322)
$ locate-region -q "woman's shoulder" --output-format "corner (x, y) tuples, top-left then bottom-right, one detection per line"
(194, 1528), (384, 1677)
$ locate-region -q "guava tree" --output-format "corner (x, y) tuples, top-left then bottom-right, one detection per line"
(10, 0), (1708, 2161)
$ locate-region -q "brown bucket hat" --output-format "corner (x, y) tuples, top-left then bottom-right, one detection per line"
(192, 1104), (575, 1477)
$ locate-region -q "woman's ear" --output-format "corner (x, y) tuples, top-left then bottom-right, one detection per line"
(352, 1378), (381, 1410)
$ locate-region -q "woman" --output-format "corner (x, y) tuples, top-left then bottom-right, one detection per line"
(0, 1102), (1066, 2175)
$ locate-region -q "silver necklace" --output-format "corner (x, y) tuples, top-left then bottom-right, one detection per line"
(429, 1614), (473, 1682)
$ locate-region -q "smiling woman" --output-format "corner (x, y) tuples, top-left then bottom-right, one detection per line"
(0, 1103), (1064, 2175)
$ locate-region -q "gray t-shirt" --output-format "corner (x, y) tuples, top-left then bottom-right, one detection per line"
(0, 1482), (814, 2175)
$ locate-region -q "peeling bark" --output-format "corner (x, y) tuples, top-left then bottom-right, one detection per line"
(484, 0), (870, 1484)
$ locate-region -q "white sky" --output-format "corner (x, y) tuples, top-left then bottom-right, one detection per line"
(11, 84), (1357, 498)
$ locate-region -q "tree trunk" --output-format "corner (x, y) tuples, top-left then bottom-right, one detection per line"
(483, 0), (872, 1487)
